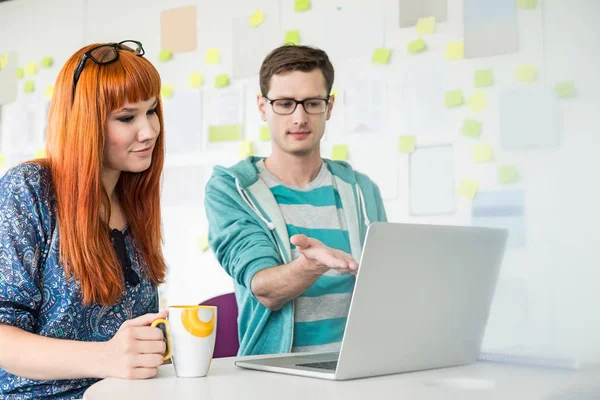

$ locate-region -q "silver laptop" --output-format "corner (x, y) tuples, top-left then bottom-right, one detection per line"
(235, 222), (508, 380)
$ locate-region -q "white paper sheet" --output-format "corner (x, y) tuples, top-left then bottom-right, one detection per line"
(349, 140), (399, 201)
(408, 144), (455, 215)
(232, 12), (281, 79)
(344, 76), (386, 134)
(0, 52), (18, 105)
(162, 91), (203, 155)
(464, 0), (519, 58)
(205, 86), (245, 127)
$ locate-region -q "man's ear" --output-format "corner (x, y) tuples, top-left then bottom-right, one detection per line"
(326, 94), (335, 120)
(257, 94), (267, 121)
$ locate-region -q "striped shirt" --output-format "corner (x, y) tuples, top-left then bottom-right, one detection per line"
(257, 160), (355, 353)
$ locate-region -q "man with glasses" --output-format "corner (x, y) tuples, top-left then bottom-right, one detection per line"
(205, 45), (387, 356)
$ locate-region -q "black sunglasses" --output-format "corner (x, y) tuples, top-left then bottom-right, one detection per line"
(72, 40), (145, 92)
(109, 228), (140, 287)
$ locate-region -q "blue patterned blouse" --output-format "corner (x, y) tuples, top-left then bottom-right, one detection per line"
(0, 163), (159, 399)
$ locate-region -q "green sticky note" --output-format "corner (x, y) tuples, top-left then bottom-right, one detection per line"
(461, 119), (482, 138)
(515, 64), (537, 82)
(23, 80), (35, 93)
(331, 145), (348, 161)
(209, 125), (243, 142)
(294, 0), (310, 12)
(468, 90), (488, 113)
(408, 38), (426, 54)
(16, 67), (24, 79)
(40, 56), (54, 68)
(516, 0), (537, 9)
(35, 148), (46, 158)
(415, 16), (436, 34)
(371, 48), (392, 65)
(189, 72), (204, 88)
(198, 234), (210, 252)
(398, 136), (416, 153)
(474, 69), (493, 88)
(473, 144), (493, 163)
(205, 49), (220, 64)
(446, 42), (464, 60)
(239, 140), (254, 158)
(260, 125), (271, 141)
(158, 50), (172, 62)
(44, 85), (54, 99)
(284, 30), (300, 45)
(458, 180), (479, 200)
(497, 165), (519, 184)
(160, 85), (174, 99)
(25, 62), (37, 76)
(445, 90), (464, 108)
(554, 81), (576, 98)
(215, 74), (230, 88)
(0, 54), (8, 70)
(249, 10), (265, 27)
(0, 154), (5, 169)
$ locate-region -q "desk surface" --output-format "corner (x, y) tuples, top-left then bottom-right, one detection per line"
(84, 357), (599, 400)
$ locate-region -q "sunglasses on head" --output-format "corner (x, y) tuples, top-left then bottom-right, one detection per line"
(72, 40), (145, 93)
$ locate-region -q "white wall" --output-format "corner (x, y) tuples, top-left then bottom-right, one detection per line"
(1, 0), (599, 362)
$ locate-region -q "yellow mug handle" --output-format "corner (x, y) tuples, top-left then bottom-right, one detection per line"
(151, 318), (172, 361)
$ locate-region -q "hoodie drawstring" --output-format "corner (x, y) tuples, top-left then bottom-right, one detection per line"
(355, 183), (371, 228)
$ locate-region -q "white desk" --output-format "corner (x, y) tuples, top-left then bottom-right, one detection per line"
(84, 357), (599, 400)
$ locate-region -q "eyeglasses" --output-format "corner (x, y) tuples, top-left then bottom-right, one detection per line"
(73, 40), (145, 92)
(109, 228), (140, 287)
(263, 96), (330, 115)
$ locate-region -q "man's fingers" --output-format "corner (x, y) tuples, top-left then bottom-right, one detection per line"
(290, 234), (310, 249)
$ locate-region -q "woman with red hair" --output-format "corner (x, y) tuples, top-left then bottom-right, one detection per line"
(0, 41), (168, 399)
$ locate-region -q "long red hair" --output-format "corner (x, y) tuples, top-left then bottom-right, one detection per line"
(41, 43), (166, 305)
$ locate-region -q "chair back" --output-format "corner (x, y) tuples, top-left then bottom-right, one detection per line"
(200, 292), (239, 358)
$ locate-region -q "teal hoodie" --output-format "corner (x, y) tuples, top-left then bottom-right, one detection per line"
(204, 156), (387, 355)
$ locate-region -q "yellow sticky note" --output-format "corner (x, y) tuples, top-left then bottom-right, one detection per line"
(408, 38), (426, 54)
(239, 140), (254, 158)
(516, 0), (537, 9)
(468, 90), (488, 113)
(284, 30), (300, 45)
(446, 42), (464, 60)
(260, 125), (271, 141)
(34, 148), (46, 158)
(215, 74), (230, 88)
(554, 81), (576, 98)
(189, 72), (204, 88)
(158, 50), (172, 62)
(416, 17), (436, 34)
(473, 144), (493, 163)
(198, 234), (210, 252)
(515, 64), (537, 82)
(44, 85), (54, 99)
(160, 85), (174, 99)
(398, 136), (416, 153)
(497, 165), (519, 184)
(294, 0), (310, 12)
(249, 10), (265, 27)
(205, 49), (220, 64)
(0, 154), (5, 169)
(331, 145), (348, 161)
(40, 56), (54, 68)
(461, 119), (482, 138)
(474, 69), (494, 88)
(330, 89), (337, 98)
(25, 62), (37, 76)
(458, 180), (479, 200)
(445, 90), (464, 108)
(0, 54), (8, 70)
(16, 67), (24, 79)
(209, 125), (243, 142)
(371, 48), (392, 65)
(23, 81), (35, 94)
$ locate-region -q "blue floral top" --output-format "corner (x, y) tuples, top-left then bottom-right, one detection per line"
(0, 163), (159, 400)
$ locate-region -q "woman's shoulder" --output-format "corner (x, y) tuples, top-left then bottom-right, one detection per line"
(0, 161), (55, 206)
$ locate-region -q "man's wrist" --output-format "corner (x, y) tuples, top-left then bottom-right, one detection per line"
(295, 254), (328, 276)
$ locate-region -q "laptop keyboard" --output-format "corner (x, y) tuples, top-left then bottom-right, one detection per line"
(296, 360), (338, 371)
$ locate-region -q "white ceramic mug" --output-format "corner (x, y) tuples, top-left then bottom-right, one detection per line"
(152, 305), (217, 377)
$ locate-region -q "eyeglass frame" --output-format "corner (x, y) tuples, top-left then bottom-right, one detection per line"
(72, 40), (145, 92)
(262, 95), (332, 115)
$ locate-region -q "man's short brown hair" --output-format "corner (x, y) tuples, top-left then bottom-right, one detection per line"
(259, 45), (334, 97)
